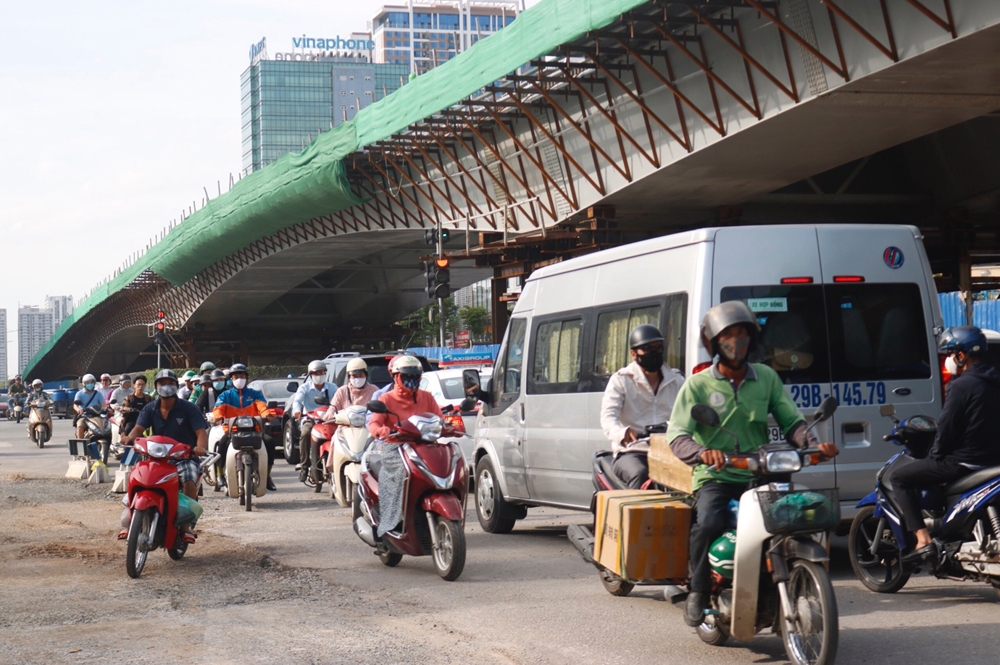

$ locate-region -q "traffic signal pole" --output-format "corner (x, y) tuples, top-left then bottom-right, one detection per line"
(437, 219), (445, 348)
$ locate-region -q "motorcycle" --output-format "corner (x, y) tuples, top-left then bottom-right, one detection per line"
(297, 400), (336, 493)
(8, 395), (24, 423)
(120, 435), (203, 578)
(848, 404), (1000, 598)
(570, 399), (841, 665)
(78, 405), (113, 463)
(108, 399), (126, 460)
(592, 422), (668, 494)
(27, 396), (53, 447)
(353, 399), (471, 581)
(329, 404), (374, 507)
(223, 415), (268, 511)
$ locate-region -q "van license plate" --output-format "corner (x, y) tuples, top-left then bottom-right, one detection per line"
(768, 426), (784, 443)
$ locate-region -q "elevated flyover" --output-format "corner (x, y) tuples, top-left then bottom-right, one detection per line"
(28, 0), (1000, 378)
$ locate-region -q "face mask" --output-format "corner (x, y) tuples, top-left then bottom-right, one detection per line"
(232, 378), (247, 390)
(85, 382), (96, 391)
(350, 377), (367, 389)
(400, 376), (420, 391)
(945, 355), (960, 376)
(636, 350), (663, 372)
(312, 374), (325, 386)
(213, 381), (225, 391)
(157, 384), (178, 399)
(718, 335), (751, 368)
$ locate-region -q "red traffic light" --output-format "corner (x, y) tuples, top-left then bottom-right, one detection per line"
(155, 322), (165, 331)
(157, 310), (166, 319)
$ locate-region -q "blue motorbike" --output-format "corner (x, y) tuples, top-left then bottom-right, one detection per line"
(848, 404), (1000, 597)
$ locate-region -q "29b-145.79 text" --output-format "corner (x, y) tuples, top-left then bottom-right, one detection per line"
(788, 382), (887, 409)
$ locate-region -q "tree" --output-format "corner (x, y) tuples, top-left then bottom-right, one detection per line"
(459, 306), (490, 341)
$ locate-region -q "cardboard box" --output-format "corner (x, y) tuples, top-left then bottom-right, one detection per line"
(648, 433), (694, 494)
(594, 490), (691, 582)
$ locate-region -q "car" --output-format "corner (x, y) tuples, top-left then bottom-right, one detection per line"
(420, 367), (493, 473)
(248, 378), (298, 458)
(279, 352), (433, 464)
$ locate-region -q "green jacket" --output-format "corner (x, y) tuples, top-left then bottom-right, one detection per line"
(667, 362), (804, 491)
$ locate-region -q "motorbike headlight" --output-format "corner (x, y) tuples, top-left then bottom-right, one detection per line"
(234, 416), (255, 429)
(146, 442), (173, 459)
(764, 450), (802, 474)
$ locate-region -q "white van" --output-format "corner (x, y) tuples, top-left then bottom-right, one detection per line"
(470, 224), (944, 533)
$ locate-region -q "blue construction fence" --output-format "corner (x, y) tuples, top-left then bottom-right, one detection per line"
(939, 291), (1000, 330)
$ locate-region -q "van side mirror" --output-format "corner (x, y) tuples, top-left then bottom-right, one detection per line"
(813, 396), (838, 423)
(367, 400), (388, 414)
(286, 381), (299, 393)
(462, 368), (486, 401)
(691, 404), (720, 428)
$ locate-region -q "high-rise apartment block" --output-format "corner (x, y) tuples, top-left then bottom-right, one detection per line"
(17, 295), (73, 375)
(44, 295), (73, 333)
(0, 309), (7, 385)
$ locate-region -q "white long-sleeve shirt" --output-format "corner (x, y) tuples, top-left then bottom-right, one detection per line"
(600, 362), (684, 456)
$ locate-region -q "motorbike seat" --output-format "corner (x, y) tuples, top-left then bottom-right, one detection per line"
(594, 451), (628, 491)
(946, 465), (1000, 498)
(368, 454), (382, 481)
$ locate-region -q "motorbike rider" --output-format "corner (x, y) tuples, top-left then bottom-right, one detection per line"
(197, 370), (225, 417)
(600, 324), (685, 488)
(122, 370), (208, 543)
(366, 355), (443, 538)
(291, 360), (339, 485)
(366, 355), (405, 427)
(199, 361), (217, 374)
(178, 371), (197, 401)
(74, 373), (107, 442)
(7, 375), (27, 413)
(26, 379), (50, 404)
(119, 375), (153, 437)
(213, 364), (277, 492)
(332, 358), (379, 412)
(98, 373), (115, 401)
(666, 302), (839, 627)
(109, 374), (132, 411)
(893, 326), (1000, 564)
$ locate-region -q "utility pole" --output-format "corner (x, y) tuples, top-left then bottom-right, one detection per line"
(438, 217), (445, 348)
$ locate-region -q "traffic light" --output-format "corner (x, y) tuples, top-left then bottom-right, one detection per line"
(433, 257), (451, 299)
(423, 229), (437, 245)
(157, 310), (165, 320)
(154, 321), (166, 346)
(439, 228), (451, 243)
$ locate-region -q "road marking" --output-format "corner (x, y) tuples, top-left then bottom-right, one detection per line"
(0, 442), (13, 448)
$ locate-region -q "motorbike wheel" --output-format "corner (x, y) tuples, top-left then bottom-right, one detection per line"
(475, 456), (517, 534)
(848, 505), (910, 593)
(695, 606), (729, 647)
(378, 549), (403, 567)
(433, 519), (466, 581)
(168, 541), (188, 560)
(598, 568), (634, 597)
(283, 420), (299, 465)
(244, 460), (254, 512)
(126, 508), (153, 579)
(780, 559), (838, 665)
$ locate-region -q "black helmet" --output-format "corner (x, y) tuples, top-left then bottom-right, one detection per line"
(229, 363), (248, 375)
(200, 373), (212, 385)
(153, 369), (178, 386)
(938, 326), (987, 356)
(210, 368), (226, 380)
(701, 301), (760, 356)
(629, 324), (664, 349)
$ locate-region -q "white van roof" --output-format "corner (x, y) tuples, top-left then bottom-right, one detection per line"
(526, 224), (921, 282)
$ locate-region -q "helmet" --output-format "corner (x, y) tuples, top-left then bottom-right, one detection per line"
(393, 355), (422, 376)
(701, 301), (760, 355)
(199, 361), (216, 373)
(32, 379), (43, 389)
(100, 373), (112, 381)
(708, 530), (737, 579)
(346, 358), (368, 374)
(183, 370), (197, 382)
(154, 369), (178, 386)
(229, 363), (248, 375)
(200, 373), (212, 385)
(82, 373), (96, 384)
(119, 374), (131, 383)
(938, 326), (987, 356)
(307, 360), (326, 374)
(387, 355), (404, 373)
(629, 324), (664, 349)
(210, 369), (226, 380)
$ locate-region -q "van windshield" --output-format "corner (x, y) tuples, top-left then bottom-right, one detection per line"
(721, 285), (830, 384)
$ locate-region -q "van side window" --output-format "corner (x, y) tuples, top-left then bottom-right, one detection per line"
(491, 318), (527, 409)
(531, 319), (583, 390)
(595, 306), (660, 378)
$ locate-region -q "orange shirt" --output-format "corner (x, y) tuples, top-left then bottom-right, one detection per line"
(368, 385), (443, 439)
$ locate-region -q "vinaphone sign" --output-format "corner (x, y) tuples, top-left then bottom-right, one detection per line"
(249, 33), (375, 64)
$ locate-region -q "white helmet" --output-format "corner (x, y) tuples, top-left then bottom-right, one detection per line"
(346, 358), (368, 374)
(307, 360), (326, 374)
(32, 379), (43, 389)
(393, 355), (422, 376)
(82, 373), (97, 384)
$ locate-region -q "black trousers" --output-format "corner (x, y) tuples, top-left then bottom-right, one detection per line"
(689, 481), (748, 593)
(612, 452), (649, 489)
(891, 456), (971, 533)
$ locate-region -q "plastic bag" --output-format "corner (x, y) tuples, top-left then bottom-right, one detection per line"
(176, 491), (204, 527)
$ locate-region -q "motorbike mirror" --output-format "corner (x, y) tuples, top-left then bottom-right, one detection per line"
(459, 397), (477, 412)
(879, 404), (896, 417)
(286, 381), (299, 393)
(691, 404), (721, 428)
(813, 396), (838, 423)
(366, 400), (388, 414)
(313, 395), (329, 406)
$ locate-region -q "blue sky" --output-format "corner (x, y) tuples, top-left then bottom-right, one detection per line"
(1, 0), (533, 378)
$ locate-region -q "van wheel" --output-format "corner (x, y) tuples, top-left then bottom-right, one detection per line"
(475, 456), (517, 534)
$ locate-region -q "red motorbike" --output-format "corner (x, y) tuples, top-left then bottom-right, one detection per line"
(297, 401), (336, 493)
(353, 400), (471, 580)
(121, 435), (203, 578)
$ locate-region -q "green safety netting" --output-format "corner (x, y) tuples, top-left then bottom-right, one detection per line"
(27, 0), (648, 376)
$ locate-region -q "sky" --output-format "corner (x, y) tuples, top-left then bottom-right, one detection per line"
(2, 0), (518, 378)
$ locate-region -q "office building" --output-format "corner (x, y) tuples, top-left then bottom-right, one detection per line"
(241, 54), (408, 172)
(18, 306), (53, 375)
(372, 0), (523, 74)
(0, 309), (6, 385)
(44, 295), (73, 333)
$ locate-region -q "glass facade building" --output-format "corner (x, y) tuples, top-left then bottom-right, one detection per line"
(372, 1), (522, 74)
(241, 57), (408, 172)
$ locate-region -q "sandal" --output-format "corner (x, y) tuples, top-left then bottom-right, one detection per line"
(116, 529), (128, 540)
(180, 531), (197, 544)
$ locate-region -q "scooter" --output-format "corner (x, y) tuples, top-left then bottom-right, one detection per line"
(297, 401), (336, 493)
(570, 399), (841, 665)
(79, 406), (113, 463)
(848, 404), (1000, 598)
(8, 395), (24, 423)
(109, 400), (126, 460)
(27, 396), (53, 447)
(353, 399), (470, 581)
(330, 404), (373, 507)
(120, 435), (203, 578)
(223, 416), (268, 511)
